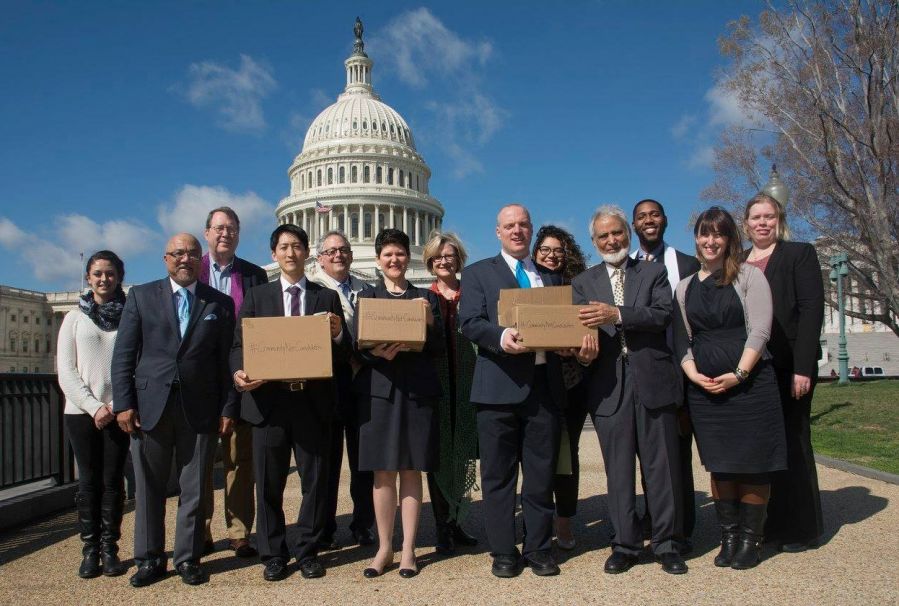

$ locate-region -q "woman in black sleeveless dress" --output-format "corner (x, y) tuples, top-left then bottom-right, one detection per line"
(354, 228), (444, 578)
(673, 208), (786, 570)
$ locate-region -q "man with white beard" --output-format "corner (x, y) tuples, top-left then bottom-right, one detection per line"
(573, 205), (687, 575)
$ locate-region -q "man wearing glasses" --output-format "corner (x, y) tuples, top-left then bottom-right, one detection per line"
(310, 230), (376, 548)
(199, 207), (269, 559)
(112, 233), (239, 587)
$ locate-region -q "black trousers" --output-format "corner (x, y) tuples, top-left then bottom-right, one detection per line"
(253, 392), (332, 563)
(65, 413), (130, 497)
(552, 381), (590, 518)
(475, 369), (560, 557)
(595, 361), (682, 556)
(766, 368), (823, 544)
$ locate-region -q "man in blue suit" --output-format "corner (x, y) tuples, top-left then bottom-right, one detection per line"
(459, 204), (597, 578)
(112, 233), (239, 587)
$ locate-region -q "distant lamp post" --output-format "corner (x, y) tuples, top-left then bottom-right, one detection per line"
(761, 164), (790, 207)
(829, 253), (850, 385)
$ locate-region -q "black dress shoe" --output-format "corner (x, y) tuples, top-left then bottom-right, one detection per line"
(352, 528), (376, 546)
(658, 552), (688, 575)
(524, 551), (560, 576)
(299, 558), (326, 579)
(604, 551), (639, 574)
(316, 536), (340, 551)
(435, 526), (455, 555)
(129, 561), (166, 587)
(176, 560), (208, 585)
(229, 538), (258, 558)
(491, 554), (522, 578)
(450, 523), (478, 547)
(263, 558), (289, 582)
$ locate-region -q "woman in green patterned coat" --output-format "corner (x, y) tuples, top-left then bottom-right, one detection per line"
(422, 232), (480, 555)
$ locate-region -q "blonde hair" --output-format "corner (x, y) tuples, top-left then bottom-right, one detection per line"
(744, 193), (791, 241)
(423, 232), (468, 275)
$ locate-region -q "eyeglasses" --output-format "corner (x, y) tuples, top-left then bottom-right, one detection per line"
(537, 246), (565, 257)
(432, 254), (458, 263)
(209, 225), (239, 235)
(320, 246), (352, 257)
(166, 249), (202, 261)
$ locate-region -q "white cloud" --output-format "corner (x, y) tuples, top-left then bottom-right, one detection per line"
(156, 184), (274, 236)
(670, 114), (697, 139)
(371, 7), (492, 89)
(0, 214), (159, 283)
(182, 54), (277, 133)
(687, 145), (716, 169)
(705, 82), (761, 128)
(371, 8), (503, 178)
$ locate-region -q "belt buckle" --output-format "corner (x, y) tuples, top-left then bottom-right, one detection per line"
(288, 380), (306, 392)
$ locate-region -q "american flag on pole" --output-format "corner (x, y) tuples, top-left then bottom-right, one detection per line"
(315, 201), (332, 214)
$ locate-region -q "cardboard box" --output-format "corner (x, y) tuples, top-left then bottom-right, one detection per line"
(497, 285), (573, 327)
(356, 297), (427, 352)
(514, 304), (596, 350)
(242, 315), (333, 380)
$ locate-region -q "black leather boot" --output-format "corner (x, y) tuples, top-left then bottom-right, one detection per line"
(100, 490), (126, 576)
(731, 502), (767, 570)
(76, 492), (101, 578)
(713, 500), (740, 567)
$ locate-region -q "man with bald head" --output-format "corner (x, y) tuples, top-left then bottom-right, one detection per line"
(113, 233), (239, 587)
(460, 204), (598, 578)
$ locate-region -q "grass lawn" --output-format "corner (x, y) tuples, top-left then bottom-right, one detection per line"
(811, 380), (899, 475)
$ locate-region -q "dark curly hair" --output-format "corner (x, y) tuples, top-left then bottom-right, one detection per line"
(532, 225), (588, 284)
(375, 228), (410, 256)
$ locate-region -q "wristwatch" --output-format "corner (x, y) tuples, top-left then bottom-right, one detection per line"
(733, 367), (749, 382)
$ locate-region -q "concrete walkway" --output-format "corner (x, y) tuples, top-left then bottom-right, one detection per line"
(1, 434), (896, 605)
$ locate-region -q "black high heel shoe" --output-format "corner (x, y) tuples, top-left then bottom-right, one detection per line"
(398, 557), (418, 578)
(362, 567), (382, 578)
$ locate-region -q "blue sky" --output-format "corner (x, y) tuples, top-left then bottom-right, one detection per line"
(0, 1), (766, 291)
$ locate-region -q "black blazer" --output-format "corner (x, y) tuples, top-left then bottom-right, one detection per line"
(352, 285), (445, 401)
(234, 255), (270, 291)
(674, 249), (701, 283)
(230, 278), (350, 425)
(571, 258), (680, 416)
(458, 254), (567, 408)
(111, 279), (239, 433)
(744, 241), (824, 377)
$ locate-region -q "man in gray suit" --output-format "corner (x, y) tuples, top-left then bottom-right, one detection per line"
(113, 233), (239, 587)
(573, 205), (687, 575)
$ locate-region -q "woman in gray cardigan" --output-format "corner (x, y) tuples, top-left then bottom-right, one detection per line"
(672, 208), (787, 571)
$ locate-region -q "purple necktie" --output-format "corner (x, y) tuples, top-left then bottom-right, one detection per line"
(287, 285), (301, 316)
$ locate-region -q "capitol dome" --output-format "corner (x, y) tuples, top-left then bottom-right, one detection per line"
(275, 19), (444, 283)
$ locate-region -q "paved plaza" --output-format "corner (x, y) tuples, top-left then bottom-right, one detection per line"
(1, 430), (896, 605)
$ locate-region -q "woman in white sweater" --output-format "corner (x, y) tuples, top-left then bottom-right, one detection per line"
(58, 250), (129, 578)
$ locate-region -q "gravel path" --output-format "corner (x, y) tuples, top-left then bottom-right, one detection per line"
(1, 431), (896, 605)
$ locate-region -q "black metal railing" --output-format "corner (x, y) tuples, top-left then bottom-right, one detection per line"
(0, 373), (74, 490)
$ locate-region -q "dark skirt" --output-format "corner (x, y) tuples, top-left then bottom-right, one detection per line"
(688, 361), (787, 474)
(358, 390), (438, 472)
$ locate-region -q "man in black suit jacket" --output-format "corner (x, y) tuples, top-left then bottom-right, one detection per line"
(574, 205), (687, 575)
(459, 204), (597, 578)
(630, 199), (701, 551)
(231, 224), (349, 582)
(200, 206), (270, 558)
(112, 233), (239, 588)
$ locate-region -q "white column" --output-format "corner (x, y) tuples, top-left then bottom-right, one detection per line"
(389, 205), (395, 228)
(358, 203), (365, 240)
(414, 211), (421, 246)
(374, 204), (380, 235)
(403, 207), (408, 233)
(343, 205), (350, 239)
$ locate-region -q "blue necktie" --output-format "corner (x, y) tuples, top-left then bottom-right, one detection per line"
(177, 287), (192, 337)
(338, 282), (354, 311)
(515, 260), (531, 289)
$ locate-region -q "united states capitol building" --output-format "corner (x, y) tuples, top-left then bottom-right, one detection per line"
(0, 19), (895, 376)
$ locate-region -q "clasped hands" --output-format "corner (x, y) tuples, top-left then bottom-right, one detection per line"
(687, 371), (740, 394)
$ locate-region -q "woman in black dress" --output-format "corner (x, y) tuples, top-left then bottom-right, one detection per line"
(673, 208), (787, 570)
(744, 193), (825, 552)
(531, 225), (588, 550)
(355, 228), (444, 578)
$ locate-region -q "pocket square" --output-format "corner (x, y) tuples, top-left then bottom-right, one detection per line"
(203, 313), (218, 321)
